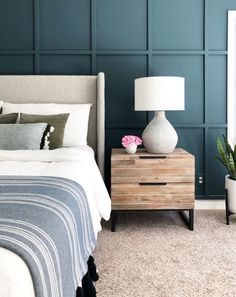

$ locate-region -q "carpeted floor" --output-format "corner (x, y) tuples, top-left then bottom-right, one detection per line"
(93, 210), (236, 297)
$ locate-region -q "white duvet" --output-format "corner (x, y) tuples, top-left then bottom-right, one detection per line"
(0, 146), (111, 297)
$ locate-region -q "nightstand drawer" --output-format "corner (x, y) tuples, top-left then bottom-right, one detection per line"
(111, 151), (194, 184)
(112, 181), (194, 210)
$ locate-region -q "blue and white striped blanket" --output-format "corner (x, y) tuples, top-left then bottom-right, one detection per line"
(0, 176), (96, 297)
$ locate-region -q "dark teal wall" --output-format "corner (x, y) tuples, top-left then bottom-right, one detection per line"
(0, 0), (235, 198)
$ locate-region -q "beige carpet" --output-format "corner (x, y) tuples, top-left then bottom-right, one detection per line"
(93, 210), (236, 297)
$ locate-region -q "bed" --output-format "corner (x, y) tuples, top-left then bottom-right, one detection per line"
(0, 73), (111, 297)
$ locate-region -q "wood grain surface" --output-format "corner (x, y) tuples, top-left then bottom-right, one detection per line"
(111, 148), (195, 210)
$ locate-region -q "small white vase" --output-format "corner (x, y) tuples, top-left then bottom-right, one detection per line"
(125, 143), (137, 154)
(225, 175), (236, 213)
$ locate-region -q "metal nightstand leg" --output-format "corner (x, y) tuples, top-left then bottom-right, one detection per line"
(111, 211), (117, 232)
(179, 209), (194, 231)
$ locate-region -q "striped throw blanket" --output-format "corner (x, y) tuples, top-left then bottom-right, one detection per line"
(0, 176), (96, 297)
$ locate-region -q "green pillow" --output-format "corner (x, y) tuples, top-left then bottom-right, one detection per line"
(20, 113), (69, 149)
(0, 113), (18, 124)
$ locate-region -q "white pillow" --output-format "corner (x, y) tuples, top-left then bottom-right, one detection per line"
(2, 102), (92, 147)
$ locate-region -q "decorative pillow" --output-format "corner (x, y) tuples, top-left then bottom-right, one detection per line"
(0, 113), (18, 124)
(20, 113), (69, 150)
(0, 123), (53, 150)
(0, 101), (3, 113)
(2, 102), (92, 147)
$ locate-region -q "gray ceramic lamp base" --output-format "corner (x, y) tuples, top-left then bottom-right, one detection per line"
(142, 111), (178, 154)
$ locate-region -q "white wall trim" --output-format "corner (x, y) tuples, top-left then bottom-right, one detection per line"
(195, 200), (225, 210)
(227, 11), (236, 145)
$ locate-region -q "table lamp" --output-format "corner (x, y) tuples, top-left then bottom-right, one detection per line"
(135, 76), (185, 154)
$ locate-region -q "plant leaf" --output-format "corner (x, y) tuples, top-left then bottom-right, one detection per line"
(216, 136), (236, 180)
(216, 137), (234, 178)
(227, 154), (236, 180)
(223, 134), (234, 157)
(217, 137), (228, 165)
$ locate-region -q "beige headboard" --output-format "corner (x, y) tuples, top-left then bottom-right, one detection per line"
(0, 73), (105, 177)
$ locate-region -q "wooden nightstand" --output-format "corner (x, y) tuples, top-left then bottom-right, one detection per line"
(111, 148), (195, 231)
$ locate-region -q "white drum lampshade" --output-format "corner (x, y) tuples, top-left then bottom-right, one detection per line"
(135, 76), (185, 154)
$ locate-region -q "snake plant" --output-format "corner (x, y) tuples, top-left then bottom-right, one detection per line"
(216, 135), (236, 180)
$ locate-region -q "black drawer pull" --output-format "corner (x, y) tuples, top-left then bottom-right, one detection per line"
(139, 182), (167, 186)
(139, 156), (167, 159)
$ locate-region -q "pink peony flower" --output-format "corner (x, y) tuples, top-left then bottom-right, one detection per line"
(121, 135), (142, 148)
(134, 136), (142, 146)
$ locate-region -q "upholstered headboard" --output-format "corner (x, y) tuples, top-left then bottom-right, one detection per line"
(0, 73), (105, 177)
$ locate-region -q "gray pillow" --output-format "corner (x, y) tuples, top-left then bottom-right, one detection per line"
(0, 123), (53, 150)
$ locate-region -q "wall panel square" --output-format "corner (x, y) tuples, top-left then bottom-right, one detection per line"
(152, 0), (203, 50)
(207, 128), (227, 196)
(97, 55), (147, 127)
(208, 0), (236, 50)
(96, 0), (147, 50)
(176, 128), (204, 196)
(0, 0), (33, 49)
(208, 55), (227, 124)
(151, 55), (204, 124)
(40, 0), (90, 50)
(0, 55), (34, 74)
(40, 55), (91, 75)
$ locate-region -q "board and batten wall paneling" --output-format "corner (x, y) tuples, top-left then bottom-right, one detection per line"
(0, 0), (235, 198)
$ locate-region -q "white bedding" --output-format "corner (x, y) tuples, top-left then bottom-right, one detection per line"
(0, 146), (111, 297)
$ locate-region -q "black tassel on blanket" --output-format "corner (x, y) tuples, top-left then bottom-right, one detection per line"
(76, 256), (99, 297)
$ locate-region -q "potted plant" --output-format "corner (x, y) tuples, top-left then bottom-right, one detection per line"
(216, 135), (236, 213)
